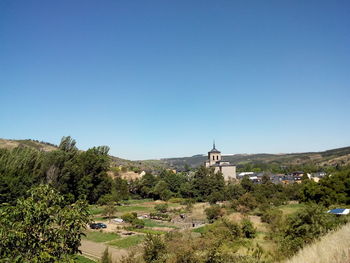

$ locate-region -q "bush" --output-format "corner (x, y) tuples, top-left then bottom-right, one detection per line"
(155, 203), (168, 213)
(131, 218), (145, 229)
(208, 191), (224, 204)
(205, 205), (224, 223)
(240, 218), (256, 239)
(261, 208), (283, 225)
(279, 203), (344, 256)
(121, 212), (145, 228)
(238, 193), (258, 210)
(121, 212), (137, 223)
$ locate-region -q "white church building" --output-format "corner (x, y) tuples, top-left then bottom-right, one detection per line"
(204, 142), (237, 181)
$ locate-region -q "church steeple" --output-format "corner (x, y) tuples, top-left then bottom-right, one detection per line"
(208, 141), (221, 164)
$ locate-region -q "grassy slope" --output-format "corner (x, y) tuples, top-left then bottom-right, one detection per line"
(108, 235), (145, 248)
(0, 138), (57, 151)
(285, 222), (350, 263)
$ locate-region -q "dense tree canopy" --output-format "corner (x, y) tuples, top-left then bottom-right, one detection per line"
(0, 185), (90, 262)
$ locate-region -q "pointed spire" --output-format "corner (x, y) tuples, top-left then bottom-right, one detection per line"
(213, 140), (216, 150)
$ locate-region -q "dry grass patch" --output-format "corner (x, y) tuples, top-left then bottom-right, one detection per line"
(285, 222), (350, 263)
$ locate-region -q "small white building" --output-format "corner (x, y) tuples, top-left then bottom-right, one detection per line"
(204, 142), (236, 181)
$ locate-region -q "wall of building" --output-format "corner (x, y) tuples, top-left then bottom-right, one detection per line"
(220, 166), (236, 181)
(208, 152), (221, 166)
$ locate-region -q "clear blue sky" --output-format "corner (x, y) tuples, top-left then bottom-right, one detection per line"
(1, 0), (349, 160)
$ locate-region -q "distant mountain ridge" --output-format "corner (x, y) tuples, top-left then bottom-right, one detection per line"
(161, 146), (350, 169)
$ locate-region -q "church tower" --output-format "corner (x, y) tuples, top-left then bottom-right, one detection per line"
(208, 141), (221, 166)
(204, 142), (237, 181)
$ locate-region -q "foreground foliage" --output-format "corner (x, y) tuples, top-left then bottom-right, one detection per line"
(0, 185), (90, 263)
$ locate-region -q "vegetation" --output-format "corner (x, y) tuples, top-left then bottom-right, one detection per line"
(84, 232), (120, 243)
(285, 222), (350, 263)
(108, 235), (145, 249)
(278, 204), (346, 257)
(74, 255), (96, 263)
(0, 136), (114, 204)
(1, 136), (350, 262)
(0, 185), (90, 262)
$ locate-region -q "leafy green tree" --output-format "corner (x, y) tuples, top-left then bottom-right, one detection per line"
(59, 136), (77, 152)
(0, 147), (43, 204)
(121, 212), (138, 223)
(102, 202), (118, 220)
(113, 177), (130, 200)
(241, 176), (254, 192)
(153, 181), (173, 201)
(0, 184), (90, 262)
(191, 166), (225, 202)
(143, 234), (166, 263)
(224, 183), (245, 200)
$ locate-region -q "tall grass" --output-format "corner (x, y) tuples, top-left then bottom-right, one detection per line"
(285, 222), (350, 263)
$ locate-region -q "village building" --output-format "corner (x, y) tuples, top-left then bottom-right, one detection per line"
(204, 142), (236, 181)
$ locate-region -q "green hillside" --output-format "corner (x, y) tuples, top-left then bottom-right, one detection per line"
(161, 146), (350, 169)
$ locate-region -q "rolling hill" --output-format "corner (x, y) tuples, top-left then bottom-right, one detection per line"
(0, 138), (165, 171)
(160, 146), (350, 169)
(1, 138), (350, 171)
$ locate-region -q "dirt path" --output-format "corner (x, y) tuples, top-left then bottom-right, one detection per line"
(80, 240), (129, 262)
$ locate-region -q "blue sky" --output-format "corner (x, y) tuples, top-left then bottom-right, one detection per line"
(1, 0), (349, 160)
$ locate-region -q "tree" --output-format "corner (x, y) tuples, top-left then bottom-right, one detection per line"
(224, 183), (245, 200)
(153, 181), (172, 201)
(0, 185), (90, 262)
(191, 166), (225, 201)
(143, 234), (166, 263)
(59, 136), (77, 152)
(102, 202), (118, 220)
(241, 176), (254, 192)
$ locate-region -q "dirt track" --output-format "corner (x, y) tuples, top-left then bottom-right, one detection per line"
(80, 240), (129, 262)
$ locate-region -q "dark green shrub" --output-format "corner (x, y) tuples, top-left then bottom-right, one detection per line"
(241, 218), (256, 239)
(279, 203), (343, 256)
(205, 205), (224, 223)
(131, 218), (145, 229)
(121, 212), (137, 223)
